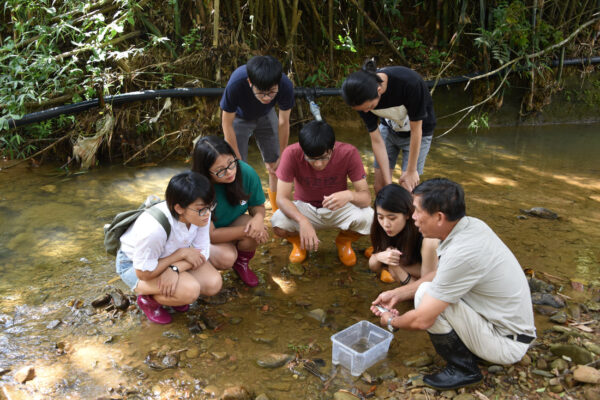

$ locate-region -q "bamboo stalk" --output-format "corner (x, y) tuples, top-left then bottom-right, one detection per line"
(357, 0), (364, 48)
(329, 0), (334, 71)
(173, 0), (181, 44)
(213, 0), (220, 47)
(278, 0), (289, 42)
(346, 0), (408, 64)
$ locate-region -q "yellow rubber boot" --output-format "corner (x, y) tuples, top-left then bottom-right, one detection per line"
(268, 189), (278, 212)
(287, 235), (306, 263)
(335, 230), (361, 266)
(364, 246), (374, 258)
(380, 269), (395, 283)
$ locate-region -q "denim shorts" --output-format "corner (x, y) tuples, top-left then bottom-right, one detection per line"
(115, 249), (139, 291)
(373, 123), (433, 173)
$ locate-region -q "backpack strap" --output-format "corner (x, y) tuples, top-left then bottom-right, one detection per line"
(146, 206), (172, 238)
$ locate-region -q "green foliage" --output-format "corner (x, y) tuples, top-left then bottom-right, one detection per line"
(474, 1), (562, 67)
(182, 27), (203, 53)
(303, 61), (330, 86)
(334, 34), (357, 53)
(0, 0), (155, 157)
(468, 113), (489, 134)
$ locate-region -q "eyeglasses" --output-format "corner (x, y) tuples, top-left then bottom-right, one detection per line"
(210, 159), (238, 178)
(304, 152), (331, 162)
(189, 202), (217, 216)
(251, 86), (278, 100)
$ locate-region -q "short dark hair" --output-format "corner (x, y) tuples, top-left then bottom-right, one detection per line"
(165, 171), (215, 220)
(191, 135), (249, 207)
(246, 55), (283, 91)
(412, 178), (466, 221)
(371, 184), (422, 265)
(298, 120), (335, 158)
(341, 58), (383, 107)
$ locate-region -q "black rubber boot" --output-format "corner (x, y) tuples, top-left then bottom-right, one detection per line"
(423, 330), (483, 390)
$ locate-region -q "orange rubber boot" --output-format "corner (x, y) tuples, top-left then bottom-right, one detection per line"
(364, 246), (374, 258)
(335, 230), (361, 266)
(287, 235), (306, 263)
(380, 269), (395, 283)
(268, 189), (278, 212)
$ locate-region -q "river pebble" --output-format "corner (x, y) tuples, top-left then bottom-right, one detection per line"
(13, 366), (35, 383)
(585, 341), (600, 355)
(550, 311), (567, 323)
(46, 319), (61, 329)
(550, 344), (594, 364)
(574, 365), (600, 384)
(531, 292), (565, 308)
(256, 353), (293, 368)
(308, 308), (326, 323)
(403, 352), (433, 367)
(288, 263), (305, 276)
(221, 385), (251, 400)
(487, 365), (504, 374)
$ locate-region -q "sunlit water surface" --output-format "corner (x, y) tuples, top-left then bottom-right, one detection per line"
(0, 123), (598, 398)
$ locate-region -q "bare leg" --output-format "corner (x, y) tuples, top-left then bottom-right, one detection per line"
(210, 243), (237, 270)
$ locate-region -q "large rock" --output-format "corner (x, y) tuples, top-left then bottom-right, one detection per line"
(574, 365), (600, 384)
(256, 353), (293, 368)
(13, 366), (35, 384)
(550, 344), (594, 365)
(221, 386), (251, 400)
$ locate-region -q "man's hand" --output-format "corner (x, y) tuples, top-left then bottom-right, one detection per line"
(322, 191), (353, 211)
(376, 247), (403, 266)
(370, 288), (402, 314)
(399, 170), (420, 192)
(299, 220), (320, 252)
(158, 268), (179, 297)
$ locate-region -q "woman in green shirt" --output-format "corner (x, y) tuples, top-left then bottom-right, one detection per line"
(192, 136), (269, 287)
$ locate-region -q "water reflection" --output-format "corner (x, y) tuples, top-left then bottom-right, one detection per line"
(0, 122), (598, 398)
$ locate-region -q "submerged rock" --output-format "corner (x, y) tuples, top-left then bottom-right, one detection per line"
(221, 386), (251, 400)
(403, 352), (433, 367)
(256, 353), (293, 368)
(307, 308), (326, 323)
(519, 207), (559, 219)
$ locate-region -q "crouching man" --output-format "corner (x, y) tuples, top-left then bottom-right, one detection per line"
(372, 178), (535, 390)
(271, 120), (373, 266)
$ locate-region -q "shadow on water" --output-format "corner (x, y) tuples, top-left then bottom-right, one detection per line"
(0, 122), (599, 398)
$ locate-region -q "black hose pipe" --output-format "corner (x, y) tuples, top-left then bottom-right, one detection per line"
(6, 56), (600, 129)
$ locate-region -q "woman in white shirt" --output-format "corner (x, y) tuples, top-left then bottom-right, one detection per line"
(116, 171), (222, 324)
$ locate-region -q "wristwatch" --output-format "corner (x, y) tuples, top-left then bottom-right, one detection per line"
(387, 316), (397, 333)
(169, 265), (179, 274)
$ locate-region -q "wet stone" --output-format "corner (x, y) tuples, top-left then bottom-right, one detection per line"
(91, 293), (111, 308)
(13, 366), (35, 383)
(585, 341), (600, 355)
(256, 353), (294, 368)
(403, 352), (433, 367)
(162, 331), (182, 339)
(185, 347), (200, 359)
(574, 365), (600, 384)
(519, 354), (532, 366)
(528, 277), (555, 293)
(212, 352), (227, 361)
(288, 263), (305, 276)
(295, 298), (312, 307)
(550, 344), (594, 365)
(583, 386), (600, 400)
(307, 308), (326, 323)
(367, 364), (396, 381)
(531, 292), (565, 308)
(251, 335), (276, 344)
(46, 320), (61, 330)
(550, 358), (569, 372)
(568, 303), (581, 320)
(537, 358), (548, 370)
(255, 394), (270, 400)
(550, 311), (567, 324)
(488, 365), (504, 374)
(333, 390), (360, 399)
(532, 369), (555, 378)
(221, 385), (251, 400)
(266, 381), (292, 391)
(229, 317), (242, 325)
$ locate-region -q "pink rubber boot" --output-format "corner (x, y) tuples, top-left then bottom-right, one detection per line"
(171, 304), (190, 312)
(232, 250), (258, 287)
(136, 295), (172, 324)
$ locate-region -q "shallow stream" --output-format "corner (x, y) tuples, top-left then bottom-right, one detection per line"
(0, 123), (599, 399)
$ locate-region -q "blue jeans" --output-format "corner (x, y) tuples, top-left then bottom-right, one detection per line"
(115, 249), (139, 291)
(373, 123), (433, 173)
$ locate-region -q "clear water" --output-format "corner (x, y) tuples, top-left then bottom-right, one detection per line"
(0, 122), (598, 398)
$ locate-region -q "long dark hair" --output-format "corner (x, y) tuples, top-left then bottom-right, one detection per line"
(370, 184), (422, 266)
(191, 136), (249, 207)
(341, 58), (383, 107)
